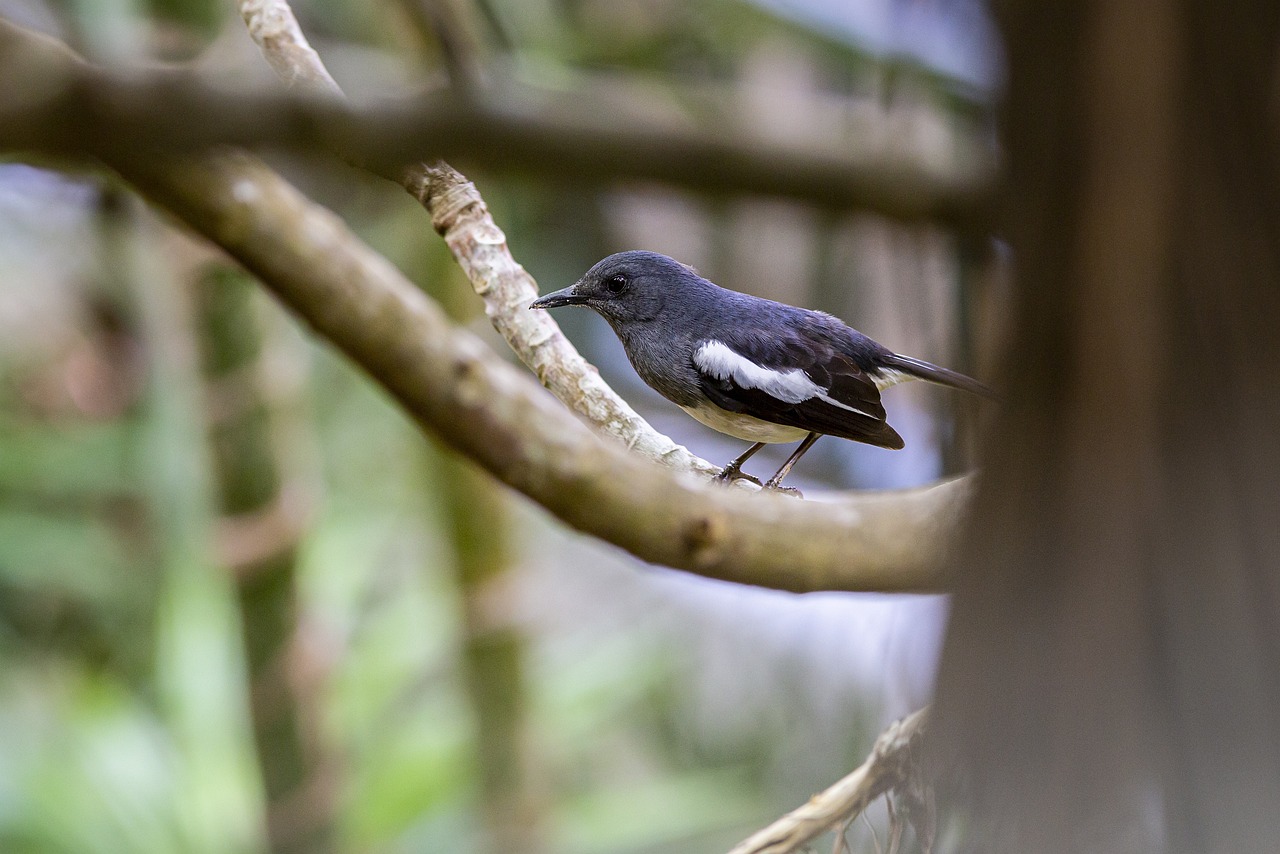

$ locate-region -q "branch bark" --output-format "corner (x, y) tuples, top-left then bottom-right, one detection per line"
(728, 708), (929, 854)
(238, 0), (339, 94)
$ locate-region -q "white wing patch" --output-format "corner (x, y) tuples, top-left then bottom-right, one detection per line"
(869, 367), (915, 391)
(693, 340), (875, 418)
(694, 340), (818, 402)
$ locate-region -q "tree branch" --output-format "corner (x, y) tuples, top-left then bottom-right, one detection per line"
(727, 708), (929, 854)
(0, 26), (994, 222)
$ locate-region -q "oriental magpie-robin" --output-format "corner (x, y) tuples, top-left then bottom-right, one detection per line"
(530, 250), (991, 492)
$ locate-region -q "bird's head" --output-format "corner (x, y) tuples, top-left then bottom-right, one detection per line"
(529, 250), (702, 326)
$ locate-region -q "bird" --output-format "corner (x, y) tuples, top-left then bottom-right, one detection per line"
(529, 250), (992, 493)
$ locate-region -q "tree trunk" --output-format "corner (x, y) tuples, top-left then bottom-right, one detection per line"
(196, 265), (333, 854)
(935, 2), (1280, 851)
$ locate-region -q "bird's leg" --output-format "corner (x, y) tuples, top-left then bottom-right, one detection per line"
(713, 442), (766, 486)
(763, 433), (821, 496)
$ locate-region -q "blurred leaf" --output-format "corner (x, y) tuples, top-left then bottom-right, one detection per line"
(0, 421), (140, 497)
(343, 702), (472, 848)
(0, 511), (134, 600)
(0, 665), (191, 854)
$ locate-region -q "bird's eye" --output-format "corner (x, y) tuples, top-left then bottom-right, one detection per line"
(606, 274), (628, 294)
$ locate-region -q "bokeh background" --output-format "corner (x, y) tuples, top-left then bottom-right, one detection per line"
(0, 1), (999, 851)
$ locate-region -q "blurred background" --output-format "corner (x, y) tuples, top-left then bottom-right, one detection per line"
(0, 0), (1001, 851)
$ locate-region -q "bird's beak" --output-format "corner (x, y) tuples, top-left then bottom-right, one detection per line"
(529, 285), (587, 310)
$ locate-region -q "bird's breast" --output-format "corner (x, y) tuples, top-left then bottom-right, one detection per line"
(678, 401), (810, 443)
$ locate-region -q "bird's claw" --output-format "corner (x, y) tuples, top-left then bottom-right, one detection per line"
(764, 483), (804, 499)
(713, 468), (763, 488)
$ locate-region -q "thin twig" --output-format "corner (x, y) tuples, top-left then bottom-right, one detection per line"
(728, 709), (929, 854)
(885, 795), (903, 854)
(238, 0), (341, 94)
(861, 810), (882, 854)
(831, 817), (849, 854)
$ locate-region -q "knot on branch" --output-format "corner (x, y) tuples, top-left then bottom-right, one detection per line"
(406, 161), (487, 237)
(682, 513), (728, 567)
(239, 0), (289, 41)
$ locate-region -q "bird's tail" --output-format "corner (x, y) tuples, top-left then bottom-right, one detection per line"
(880, 353), (997, 399)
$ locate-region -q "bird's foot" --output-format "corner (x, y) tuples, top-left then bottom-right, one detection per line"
(762, 474), (804, 498)
(713, 466), (762, 488)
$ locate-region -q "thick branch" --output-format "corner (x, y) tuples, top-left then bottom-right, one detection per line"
(728, 708), (929, 854)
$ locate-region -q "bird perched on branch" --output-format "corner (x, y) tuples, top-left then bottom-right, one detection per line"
(530, 250), (992, 493)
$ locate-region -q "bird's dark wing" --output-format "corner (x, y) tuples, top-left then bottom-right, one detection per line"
(690, 335), (904, 449)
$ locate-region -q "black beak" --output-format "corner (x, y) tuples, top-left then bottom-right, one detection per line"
(529, 285), (586, 310)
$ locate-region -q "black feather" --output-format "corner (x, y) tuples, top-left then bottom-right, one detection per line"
(691, 332), (905, 450)
(877, 353), (997, 398)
